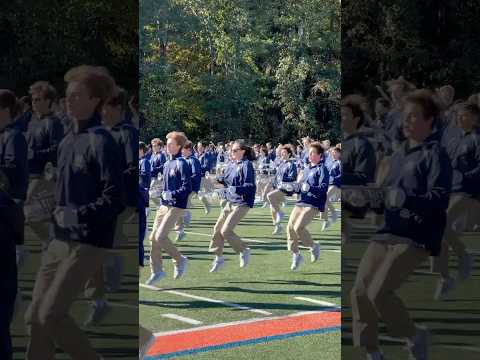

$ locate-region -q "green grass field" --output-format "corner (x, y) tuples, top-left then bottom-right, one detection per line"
(342, 218), (480, 359)
(140, 196), (341, 360)
(12, 223), (139, 359)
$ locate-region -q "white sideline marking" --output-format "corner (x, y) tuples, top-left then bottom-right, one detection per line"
(140, 283), (272, 315)
(441, 345), (480, 353)
(161, 313), (203, 325)
(294, 297), (339, 308)
(153, 310), (326, 336)
(185, 231), (267, 243)
(343, 332), (405, 344)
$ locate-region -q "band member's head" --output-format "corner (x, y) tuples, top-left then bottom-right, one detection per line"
(322, 139), (331, 150)
(0, 89), (21, 127)
(102, 87), (127, 127)
(182, 140), (194, 157)
(375, 98), (391, 119)
(402, 89), (439, 143)
(139, 141), (148, 158)
(232, 140), (256, 161)
(436, 84), (455, 110)
(260, 145), (268, 157)
(308, 142), (324, 165)
(280, 145), (294, 160)
(29, 81), (56, 116)
(166, 131), (187, 156)
(151, 138), (163, 154)
(386, 76), (416, 107)
(64, 65), (116, 121)
(302, 137), (312, 147)
(457, 102), (480, 133)
(332, 146), (341, 160)
(266, 142), (272, 150)
(196, 141), (205, 154)
(341, 95), (365, 135)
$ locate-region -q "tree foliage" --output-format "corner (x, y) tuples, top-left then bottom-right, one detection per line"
(342, 0), (480, 99)
(1, 1), (138, 95)
(140, 0), (341, 144)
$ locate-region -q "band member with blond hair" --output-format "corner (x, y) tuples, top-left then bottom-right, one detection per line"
(146, 131), (191, 285)
(25, 65), (125, 360)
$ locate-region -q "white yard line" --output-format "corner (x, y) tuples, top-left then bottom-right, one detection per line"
(153, 310), (326, 337)
(294, 297), (339, 308)
(161, 313), (203, 325)
(140, 283), (272, 315)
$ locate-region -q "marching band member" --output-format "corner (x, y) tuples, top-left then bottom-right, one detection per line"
(321, 146), (341, 230)
(25, 65), (125, 360)
(174, 140), (202, 241)
(209, 140), (255, 272)
(146, 131), (191, 285)
(0, 89), (28, 360)
(267, 145), (297, 235)
(286, 142), (327, 270)
(196, 141), (213, 214)
(350, 90), (452, 360)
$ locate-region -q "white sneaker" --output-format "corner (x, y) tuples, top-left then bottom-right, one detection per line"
(433, 276), (456, 301)
(240, 248), (251, 268)
(272, 224), (283, 235)
(210, 257), (225, 272)
(173, 256), (188, 279)
(262, 202), (269, 208)
(322, 221), (331, 231)
(310, 242), (320, 262)
(291, 253), (304, 270)
(145, 271), (166, 286)
(458, 252), (473, 281)
(406, 326), (430, 360)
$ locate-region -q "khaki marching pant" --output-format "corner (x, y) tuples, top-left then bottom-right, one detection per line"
(174, 193), (195, 231)
(149, 206), (184, 274)
(287, 206), (319, 253)
(198, 178), (212, 209)
(321, 185), (341, 221)
(209, 202), (249, 256)
(350, 239), (428, 351)
(84, 206), (137, 300)
(25, 239), (106, 360)
(267, 189), (286, 225)
(434, 194), (480, 277)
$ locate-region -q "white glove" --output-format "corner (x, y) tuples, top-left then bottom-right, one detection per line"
(301, 183), (310, 192)
(162, 191), (173, 201)
(228, 186), (236, 195)
(54, 206), (79, 228)
(205, 171), (210, 177)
